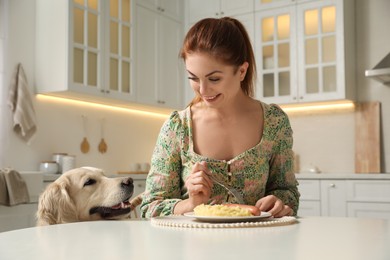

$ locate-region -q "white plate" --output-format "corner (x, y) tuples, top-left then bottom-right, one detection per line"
(183, 211), (272, 223)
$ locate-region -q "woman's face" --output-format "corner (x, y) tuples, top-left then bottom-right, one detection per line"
(185, 52), (248, 107)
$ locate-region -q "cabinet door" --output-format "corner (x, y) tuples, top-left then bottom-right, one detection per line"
(299, 201), (321, 216)
(297, 0), (343, 102)
(105, 0), (135, 100)
(71, 0), (104, 95)
(321, 180), (347, 217)
(255, 6), (297, 103)
(159, 0), (183, 21)
(221, 0), (254, 17)
(158, 16), (183, 109)
(255, 0), (292, 11)
(132, 179), (146, 218)
(347, 202), (390, 219)
(188, 0), (220, 23)
(136, 6), (158, 105)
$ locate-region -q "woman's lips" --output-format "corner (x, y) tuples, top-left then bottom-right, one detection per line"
(202, 94), (220, 102)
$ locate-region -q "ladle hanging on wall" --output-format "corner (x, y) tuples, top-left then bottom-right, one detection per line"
(98, 118), (107, 154)
(80, 115), (90, 153)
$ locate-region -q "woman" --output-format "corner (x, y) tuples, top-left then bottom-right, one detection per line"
(140, 17), (299, 218)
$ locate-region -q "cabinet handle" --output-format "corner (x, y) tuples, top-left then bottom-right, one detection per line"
(299, 96), (303, 100)
(215, 12), (219, 16)
(329, 183), (336, 188)
(137, 184), (143, 188)
(105, 90), (110, 94)
(157, 100), (165, 104)
(221, 11), (224, 16)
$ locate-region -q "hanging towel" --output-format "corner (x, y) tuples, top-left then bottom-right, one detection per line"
(8, 63), (37, 144)
(0, 168), (30, 206)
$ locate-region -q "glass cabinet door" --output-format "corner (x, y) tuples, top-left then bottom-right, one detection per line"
(255, 6), (297, 103)
(108, 0), (132, 96)
(71, 0), (133, 98)
(72, 0), (101, 91)
(297, 2), (340, 101)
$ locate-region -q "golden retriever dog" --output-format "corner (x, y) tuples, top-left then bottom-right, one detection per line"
(37, 167), (136, 226)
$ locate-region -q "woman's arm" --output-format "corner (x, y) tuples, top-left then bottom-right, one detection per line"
(140, 112), (183, 218)
(262, 106), (300, 216)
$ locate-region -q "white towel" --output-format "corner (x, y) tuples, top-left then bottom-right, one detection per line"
(8, 63), (37, 144)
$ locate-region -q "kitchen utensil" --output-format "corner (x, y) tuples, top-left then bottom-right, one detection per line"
(208, 173), (244, 204)
(80, 115), (90, 153)
(98, 118), (107, 154)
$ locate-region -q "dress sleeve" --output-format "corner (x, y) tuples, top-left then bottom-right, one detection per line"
(140, 111), (184, 218)
(266, 105), (300, 215)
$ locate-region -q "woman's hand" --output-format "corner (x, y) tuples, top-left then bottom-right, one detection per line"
(174, 161), (213, 214)
(255, 195), (293, 217)
(185, 162), (213, 206)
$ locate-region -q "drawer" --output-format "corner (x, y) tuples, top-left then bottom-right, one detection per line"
(347, 202), (390, 218)
(347, 180), (390, 202)
(298, 180), (320, 200)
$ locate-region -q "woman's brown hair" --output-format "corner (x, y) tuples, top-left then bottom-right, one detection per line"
(180, 17), (256, 105)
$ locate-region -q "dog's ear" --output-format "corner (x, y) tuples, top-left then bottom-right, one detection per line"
(36, 181), (77, 225)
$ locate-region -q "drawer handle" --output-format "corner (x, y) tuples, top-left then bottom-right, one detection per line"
(329, 183), (336, 188)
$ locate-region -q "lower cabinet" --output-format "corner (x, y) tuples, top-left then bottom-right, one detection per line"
(0, 204), (38, 232)
(298, 178), (390, 218)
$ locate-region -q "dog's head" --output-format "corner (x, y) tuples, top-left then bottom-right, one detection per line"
(37, 167), (134, 225)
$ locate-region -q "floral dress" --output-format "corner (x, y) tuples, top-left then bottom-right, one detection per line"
(140, 101), (300, 218)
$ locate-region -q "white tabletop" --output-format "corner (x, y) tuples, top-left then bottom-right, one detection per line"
(0, 217), (389, 260)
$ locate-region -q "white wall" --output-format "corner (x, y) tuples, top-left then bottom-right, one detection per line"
(0, 0), (389, 174)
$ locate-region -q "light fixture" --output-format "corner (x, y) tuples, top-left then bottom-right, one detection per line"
(36, 94), (171, 119)
(280, 100), (355, 114)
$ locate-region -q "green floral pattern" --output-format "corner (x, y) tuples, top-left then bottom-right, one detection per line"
(140, 101), (300, 217)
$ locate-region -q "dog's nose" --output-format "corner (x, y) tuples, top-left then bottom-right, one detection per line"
(121, 177), (133, 188)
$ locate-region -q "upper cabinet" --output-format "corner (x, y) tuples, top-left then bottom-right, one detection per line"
(188, 0), (254, 24)
(255, 0), (356, 104)
(135, 0), (183, 109)
(35, 0), (135, 103)
(137, 0), (183, 21)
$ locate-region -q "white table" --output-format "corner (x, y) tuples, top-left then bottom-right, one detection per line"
(0, 217), (389, 260)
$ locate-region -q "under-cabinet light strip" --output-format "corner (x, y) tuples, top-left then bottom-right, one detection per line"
(36, 94), (171, 119)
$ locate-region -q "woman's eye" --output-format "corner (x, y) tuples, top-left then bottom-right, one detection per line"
(209, 78), (220, 82)
(188, 77), (199, 82)
(83, 179), (96, 187)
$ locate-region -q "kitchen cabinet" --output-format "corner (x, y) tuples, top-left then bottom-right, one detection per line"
(135, 3), (183, 109)
(254, 0), (355, 104)
(137, 0), (183, 22)
(188, 0), (254, 24)
(297, 176), (390, 219)
(36, 0), (135, 104)
(0, 204), (38, 232)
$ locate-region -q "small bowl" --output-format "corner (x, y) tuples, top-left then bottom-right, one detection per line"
(39, 161), (59, 174)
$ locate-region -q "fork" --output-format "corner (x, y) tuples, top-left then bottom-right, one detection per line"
(208, 173), (245, 204)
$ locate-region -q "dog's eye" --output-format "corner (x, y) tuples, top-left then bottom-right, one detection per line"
(83, 179), (96, 187)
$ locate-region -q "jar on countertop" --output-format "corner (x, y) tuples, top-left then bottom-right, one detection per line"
(52, 153), (68, 174)
(39, 161), (59, 175)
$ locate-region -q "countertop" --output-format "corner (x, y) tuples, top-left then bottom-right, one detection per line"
(0, 217), (389, 260)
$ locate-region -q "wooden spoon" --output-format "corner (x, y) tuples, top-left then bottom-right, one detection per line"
(98, 118), (107, 154)
(80, 115), (90, 153)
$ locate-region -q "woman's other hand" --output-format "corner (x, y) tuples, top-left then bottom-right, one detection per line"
(255, 195), (293, 217)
